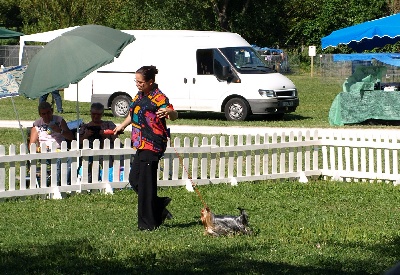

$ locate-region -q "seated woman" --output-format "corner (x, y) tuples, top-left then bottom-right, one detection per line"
(79, 102), (119, 148)
(79, 102), (121, 182)
(29, 101), (74, 185)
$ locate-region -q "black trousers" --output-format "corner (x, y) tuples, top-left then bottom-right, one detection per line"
(129, 149), (168, 230)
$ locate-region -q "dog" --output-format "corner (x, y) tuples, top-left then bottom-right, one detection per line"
(200, 207), (252, 236)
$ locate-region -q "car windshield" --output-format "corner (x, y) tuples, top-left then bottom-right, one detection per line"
(219, 47), (275, 74)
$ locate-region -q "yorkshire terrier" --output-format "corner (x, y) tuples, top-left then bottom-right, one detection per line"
(200, 207), (252, 236)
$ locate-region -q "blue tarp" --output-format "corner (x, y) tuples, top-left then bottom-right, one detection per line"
(322, 13), (400, 52)
(333, 53), (400, 67)
(0, 65), (26, 98)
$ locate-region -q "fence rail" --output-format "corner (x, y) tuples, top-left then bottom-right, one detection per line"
(1, 129), (400, 199)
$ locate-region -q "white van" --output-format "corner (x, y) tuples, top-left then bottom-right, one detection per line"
(64, 30), (299, 121)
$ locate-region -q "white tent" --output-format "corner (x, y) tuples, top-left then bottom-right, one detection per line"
(18, 26), (79, 65)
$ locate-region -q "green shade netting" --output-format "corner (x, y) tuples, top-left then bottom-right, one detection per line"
(328, 66), (400, 126)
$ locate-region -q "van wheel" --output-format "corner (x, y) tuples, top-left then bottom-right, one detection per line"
(111, 95), (131, 117)
(224, 98), (250, 121)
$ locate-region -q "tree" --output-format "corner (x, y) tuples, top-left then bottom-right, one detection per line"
(282, 0), (390, 49)
(0, 0), (23, 29)
(18, 0), (124, 34)
(106, 0), (217, 31)
(227, 0), (283, 47)
(115, 0), (280, 47)
(6, 0), (397, 53)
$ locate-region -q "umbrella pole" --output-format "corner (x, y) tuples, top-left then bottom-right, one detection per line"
(11, 97), (28, 151)
(76, 83), (80, 122)
(76, 83), (80, 146)
(76, 83), (81, 192)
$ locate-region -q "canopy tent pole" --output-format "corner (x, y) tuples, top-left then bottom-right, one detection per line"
(11, 97), (28, 151)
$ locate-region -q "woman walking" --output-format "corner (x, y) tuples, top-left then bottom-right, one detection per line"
(114, 65), (178, 231)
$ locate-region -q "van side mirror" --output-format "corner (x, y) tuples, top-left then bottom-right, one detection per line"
(221, 66), (230, 78)
(215, 64), (237, 83)
(219, 65), (238, 83)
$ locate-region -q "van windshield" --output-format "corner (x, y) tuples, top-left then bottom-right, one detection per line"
(219, 47), (275, 74)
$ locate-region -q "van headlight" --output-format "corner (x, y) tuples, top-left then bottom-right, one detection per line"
(258, 89), (275, 97)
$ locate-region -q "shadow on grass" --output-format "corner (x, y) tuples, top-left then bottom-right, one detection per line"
(354, 119), (400, 126)
(165, 220), (199, 229)
(1, 237), (397, 274)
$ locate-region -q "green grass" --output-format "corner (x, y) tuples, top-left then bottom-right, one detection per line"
(0, 181), (399, 274)
(2, 75), (400, 274)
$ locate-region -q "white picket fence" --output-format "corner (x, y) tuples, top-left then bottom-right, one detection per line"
(1, 129), (400, 199)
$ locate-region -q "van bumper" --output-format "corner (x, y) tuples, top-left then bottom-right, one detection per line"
(91, 94), (110, 108)
(248, 98), (299, 114)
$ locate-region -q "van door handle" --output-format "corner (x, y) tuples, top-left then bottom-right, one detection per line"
(184, 78), (187, 84)
(193, 78), (196, 84)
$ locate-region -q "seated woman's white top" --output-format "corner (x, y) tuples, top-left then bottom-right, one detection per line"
(33, 115), (65, 148)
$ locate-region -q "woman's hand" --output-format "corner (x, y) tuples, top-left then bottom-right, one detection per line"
(113, 113), (131, 134)
(113, 125), (125, 135)
(157, 107), (178, 121)
(49, 121), (62, 133)
(156, 108), (169, 119)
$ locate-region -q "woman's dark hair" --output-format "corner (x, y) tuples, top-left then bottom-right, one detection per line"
(38, 101), (52, 113)
(136, 65), (158, 82)
(90, 102), (105, 113)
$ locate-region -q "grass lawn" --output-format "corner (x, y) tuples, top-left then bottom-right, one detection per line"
(1, 181), (399, 274)
(1, 75), (400, 274)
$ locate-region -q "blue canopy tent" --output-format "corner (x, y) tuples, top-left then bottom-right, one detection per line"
(321, 13), (400, 52)
(322, 14), (400, 126)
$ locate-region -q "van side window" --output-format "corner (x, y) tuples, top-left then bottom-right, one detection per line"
(197, 49), (214, 75)
(197, 49), (231, 80)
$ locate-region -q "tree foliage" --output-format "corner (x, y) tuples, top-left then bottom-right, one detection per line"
(0, 0), (23, 29)
(108, 0), (217, 31)
(282, 0), (390, 48)
(0, 0), (397, 52)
